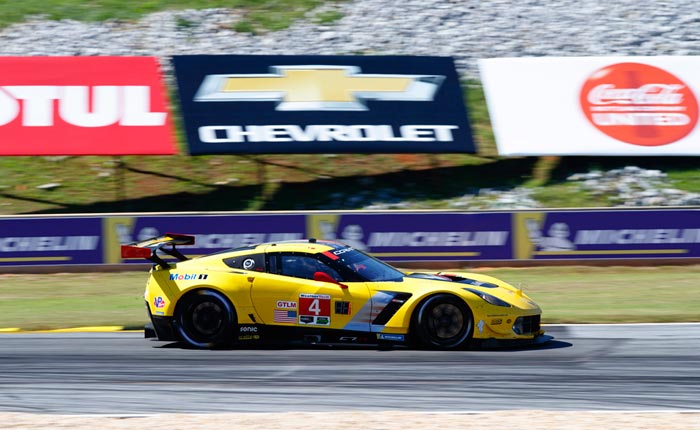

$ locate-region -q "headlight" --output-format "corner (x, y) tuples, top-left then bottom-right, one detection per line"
(463, 288), (512, 307)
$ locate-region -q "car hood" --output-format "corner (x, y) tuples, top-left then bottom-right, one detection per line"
(397, 271), (540, 310)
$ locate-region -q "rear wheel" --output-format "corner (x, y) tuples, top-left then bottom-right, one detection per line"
(175, 290), (236, 349)
(413, 294), (472, 349)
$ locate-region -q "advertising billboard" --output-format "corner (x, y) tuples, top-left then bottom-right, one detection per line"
(0, 216), (103, 265)
(0, 209), (698, 267)
(0, 56), (176, 156)
(173, 55), (475, 154)
(479, 56), (700, 156)
(512, 210), (700, 260)
(306, 212), (511, 262)
(105, 212), (510, 264)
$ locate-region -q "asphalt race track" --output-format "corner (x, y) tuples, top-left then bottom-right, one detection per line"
(0, 324), (698, 414)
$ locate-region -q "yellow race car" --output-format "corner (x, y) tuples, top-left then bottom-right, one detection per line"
(122, 234), (547, 349)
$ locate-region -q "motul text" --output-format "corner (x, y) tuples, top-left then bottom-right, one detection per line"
(0, 86), (166, 127)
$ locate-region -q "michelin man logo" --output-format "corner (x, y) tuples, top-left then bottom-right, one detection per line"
(318, 221), (337, 240)
(116, 224), (161, 244)
(526, 220), (575, 251)
(115, 224), (133, 244)
(318, 221), (368, 251)
(339, 225), (368, 251)
(137, 227), (160, 241)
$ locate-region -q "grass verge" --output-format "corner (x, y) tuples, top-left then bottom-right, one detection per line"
(0, 0), (338, 33)
(2, 81), (699, 214)
(0, 265), (698, 331)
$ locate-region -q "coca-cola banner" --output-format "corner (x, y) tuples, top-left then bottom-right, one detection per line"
(479, 56), (700, 156)
(0, 57), (177, 155)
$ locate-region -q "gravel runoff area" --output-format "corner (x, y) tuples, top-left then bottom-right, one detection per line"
(0, 0), (699, 78)
(1, 412), (700, 430)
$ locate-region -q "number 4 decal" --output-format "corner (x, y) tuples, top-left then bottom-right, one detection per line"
(299, 293), (331, 326)
(308, 299), (321, 315)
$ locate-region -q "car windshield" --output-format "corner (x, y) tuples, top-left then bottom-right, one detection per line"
(330, 248), (404, 282)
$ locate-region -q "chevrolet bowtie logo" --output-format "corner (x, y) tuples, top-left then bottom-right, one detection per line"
(194, 65), (445, 111)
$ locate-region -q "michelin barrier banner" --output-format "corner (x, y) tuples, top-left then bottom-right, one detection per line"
(305, 212), (510, 261)
(0, 217), (103, 265)
(479, 56), (700, 156)
(0, 209), (698, 266)
(173, 55), (475, 154)
(513, 210), (700, 260)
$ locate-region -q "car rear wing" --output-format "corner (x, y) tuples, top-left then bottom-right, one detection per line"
(120, 233), (195, 269)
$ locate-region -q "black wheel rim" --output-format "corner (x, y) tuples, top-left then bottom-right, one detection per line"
(427, 302), (464, 340)
(189, 300), (224, 339)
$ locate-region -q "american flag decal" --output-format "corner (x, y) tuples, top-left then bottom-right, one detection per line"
(274, 309), (297, 323)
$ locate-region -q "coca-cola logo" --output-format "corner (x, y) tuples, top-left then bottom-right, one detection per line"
(580, 62), (698, 146)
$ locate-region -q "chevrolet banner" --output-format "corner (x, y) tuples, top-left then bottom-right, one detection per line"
(173, 55), (475, 154)
(0, 57), (176, 156)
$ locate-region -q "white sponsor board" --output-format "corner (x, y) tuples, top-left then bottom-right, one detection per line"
(479, 56), (700, 155)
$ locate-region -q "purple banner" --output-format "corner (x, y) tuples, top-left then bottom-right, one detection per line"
(0, 217), (102, 266)
(1, 209), (699, 267)
(513, 210), (700, 260)
(306, 212), (512, 262)
(103, 214), (306, 264)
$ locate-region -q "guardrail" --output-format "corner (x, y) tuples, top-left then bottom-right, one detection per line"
(0, 208), (698, 271)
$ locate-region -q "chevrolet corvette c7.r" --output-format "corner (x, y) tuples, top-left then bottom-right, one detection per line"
(121, 233), (546, 349)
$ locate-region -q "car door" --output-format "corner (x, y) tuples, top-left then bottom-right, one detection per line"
(249, 252), (371, 332)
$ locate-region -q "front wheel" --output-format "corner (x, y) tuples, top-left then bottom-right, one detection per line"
(175, 290), (236, 349)
(413, 294), (472, 349)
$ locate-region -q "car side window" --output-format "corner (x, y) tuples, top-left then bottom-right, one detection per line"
(279, 254), (342, 281)
(223, 253), (265, 272)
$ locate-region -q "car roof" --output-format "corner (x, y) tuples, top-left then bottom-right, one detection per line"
(222, 239), (348, 256)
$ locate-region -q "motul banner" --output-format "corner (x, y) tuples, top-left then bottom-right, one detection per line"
(479, 56), (700, 156)
(0, 57), (176, 155)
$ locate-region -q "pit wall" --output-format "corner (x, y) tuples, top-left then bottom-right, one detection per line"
(0, 208), (698, 270)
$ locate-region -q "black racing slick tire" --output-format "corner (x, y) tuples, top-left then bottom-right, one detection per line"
(174, 289), (236, 349)
(413, 294), (473, 349)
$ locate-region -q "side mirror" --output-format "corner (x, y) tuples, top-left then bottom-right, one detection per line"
(313, 271), (348, 289)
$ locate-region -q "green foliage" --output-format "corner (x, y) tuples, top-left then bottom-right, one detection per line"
(175, 16), (195, 29)
(0, 0), (326, 31)
(464, 80), (497, 157)
(233, 19), (256, 34)
(313, 9), (343, 24)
